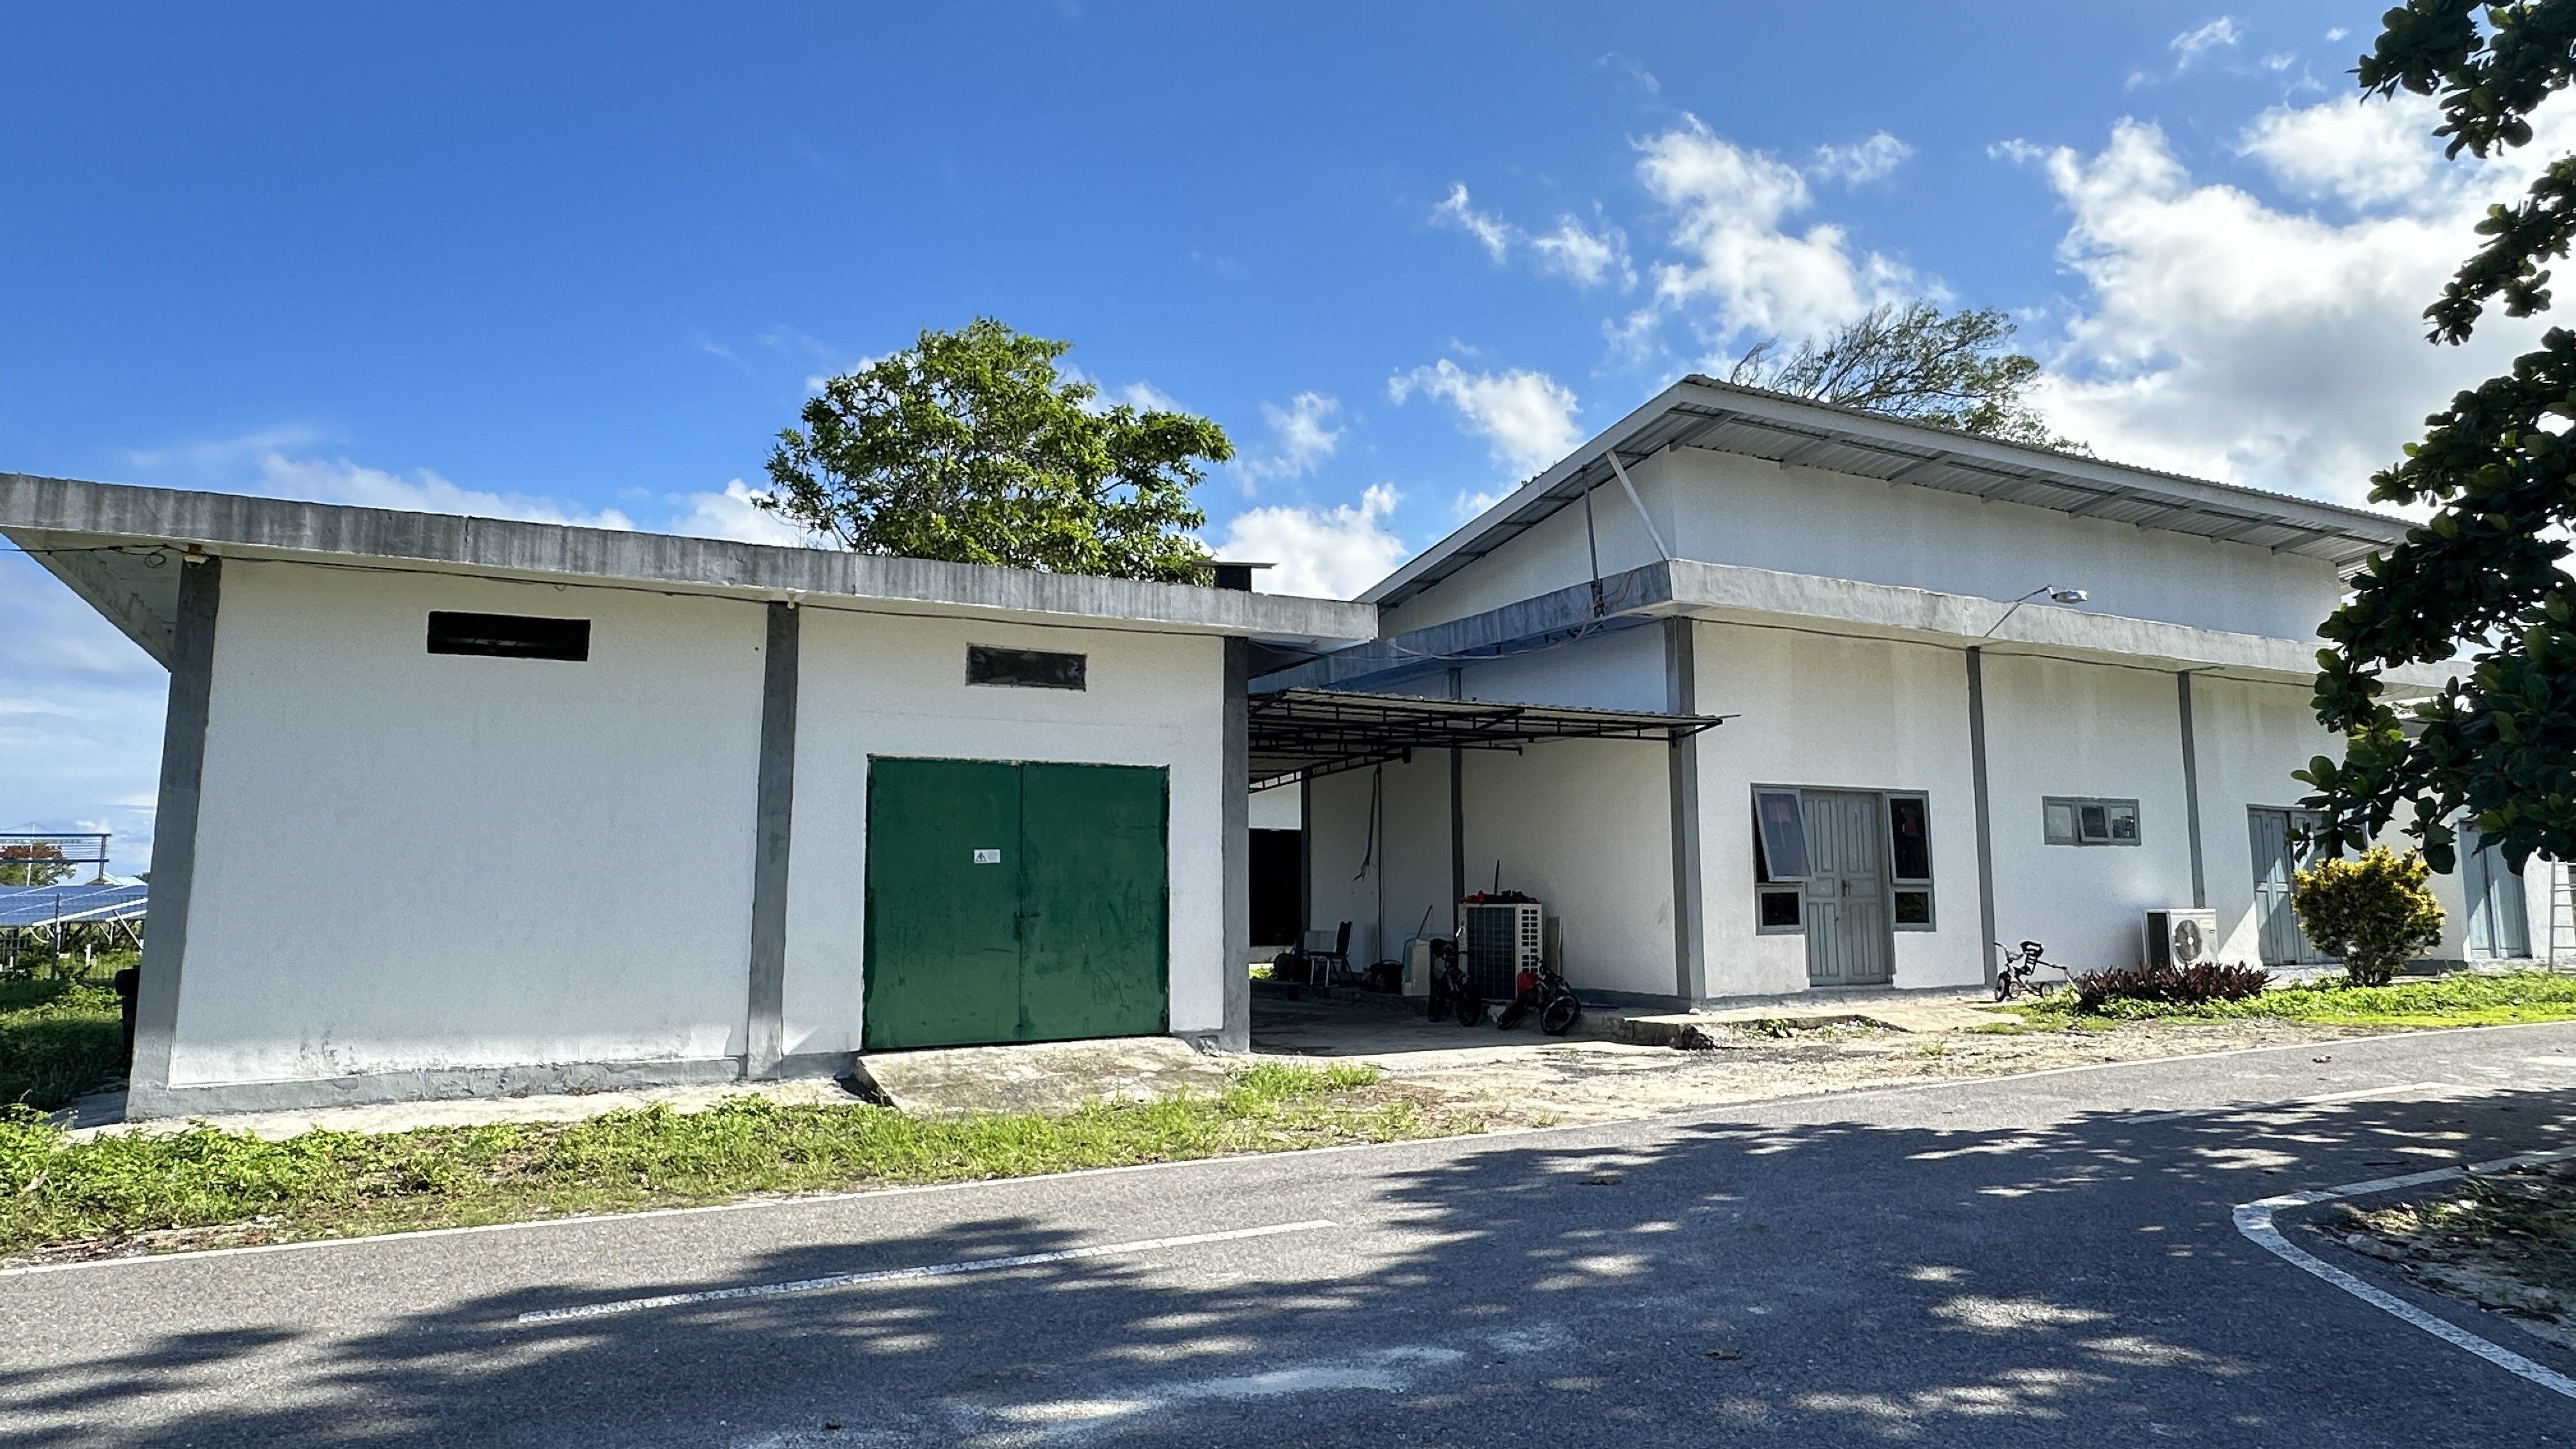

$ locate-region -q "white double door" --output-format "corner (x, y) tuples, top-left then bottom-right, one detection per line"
(1801, 790), (1893, 987)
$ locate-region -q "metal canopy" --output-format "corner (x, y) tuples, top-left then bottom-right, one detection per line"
(1249, 687), (1722, 790)
(1367, 376), (2413, 612)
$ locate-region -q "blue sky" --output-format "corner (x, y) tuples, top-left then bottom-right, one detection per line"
(4, 3), (2561, 871)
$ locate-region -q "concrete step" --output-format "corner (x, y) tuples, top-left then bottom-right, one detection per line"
(849, 1036), (1232, 1117)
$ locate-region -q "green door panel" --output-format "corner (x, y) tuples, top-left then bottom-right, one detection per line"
(1016, 762), (1170, 1041)
(862, 758), (1023, 1050)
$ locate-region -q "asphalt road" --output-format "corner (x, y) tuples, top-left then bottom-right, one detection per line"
(10, 1026), (2576, 1446)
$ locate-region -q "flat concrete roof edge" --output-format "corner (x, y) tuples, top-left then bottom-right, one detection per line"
(0, 473), (1379, 640)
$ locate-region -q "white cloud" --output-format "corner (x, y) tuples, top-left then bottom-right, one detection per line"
(666, 480), (827, 546)
(247, 454), (638, 530)
(2025, 99), (2576, 505)
(1812, 132), (1915, 186)
(2172, 17), (2243, 66)
(2239, 93), (2459, 211)
(1631, 116), (1912, 351)
(1116, 380), (1183, 413)
(1529, 213), (1634, 289)
(1239, 392), (1344, 484)
(1432, 183), (1513, 262)
(1388, 360), (1583, 475)
(1209, 484), (1409, 599)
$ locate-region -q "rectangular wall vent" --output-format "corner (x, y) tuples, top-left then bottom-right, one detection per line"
(427, 611), (591, 661)
(967, 645), (1086, 690)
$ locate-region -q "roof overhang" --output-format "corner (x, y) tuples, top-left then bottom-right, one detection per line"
(1, 474), (1380, 667)
(1264, 559), (2464, 698)
(1249, 686), (1722, 790)
(1364, 376), (2416, 613)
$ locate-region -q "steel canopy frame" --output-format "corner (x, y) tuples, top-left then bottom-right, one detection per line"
(1248, 687), (1723, 790)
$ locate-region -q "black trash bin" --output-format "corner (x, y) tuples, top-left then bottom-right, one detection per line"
(111, 967), (138, 1073)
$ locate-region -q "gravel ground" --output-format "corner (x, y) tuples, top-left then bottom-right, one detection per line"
(1252, 995), (2383, 1126)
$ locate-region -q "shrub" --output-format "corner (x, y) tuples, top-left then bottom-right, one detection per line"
(0, 983), (124, 1110)
(2293, 846), (2446, 987)
(2073, 960), (2273, 1013)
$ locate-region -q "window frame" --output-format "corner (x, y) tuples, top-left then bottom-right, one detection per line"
(1885, 790), (1936, 932)
(2042, 795), (2142, 847)
(966, 645), (1088, 691)
(1751, 786), (1809, 935)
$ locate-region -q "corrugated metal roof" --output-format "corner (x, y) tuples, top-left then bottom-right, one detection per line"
(1367, 377), (2415, 612)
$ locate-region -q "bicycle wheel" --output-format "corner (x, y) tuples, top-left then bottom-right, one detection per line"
(1496, 995), (1530, 1031)
(1540, 995), (1580, 1036)
(1455, 990), (1485, 1026)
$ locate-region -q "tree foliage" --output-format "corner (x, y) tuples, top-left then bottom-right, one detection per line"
(1727, 301), (2082, 450)
(2292, 847), (2448, 987)
(760, 319), (1232, 583)
(2300, 3), (2576, 873)
(0, 845), (72, 889)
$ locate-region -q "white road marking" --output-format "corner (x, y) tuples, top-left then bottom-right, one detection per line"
(512, 1219), (1338, 1325)
(2234, 1146), (2576, 1402)
(2122, 1081), (2460, 1124)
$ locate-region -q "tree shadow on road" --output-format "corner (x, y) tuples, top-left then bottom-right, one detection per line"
(6, 1080), (2573, 1447)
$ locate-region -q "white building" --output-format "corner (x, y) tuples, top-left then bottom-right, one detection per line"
(2, 475), (1373, 1116)
(1261, 378), (2553, 1004)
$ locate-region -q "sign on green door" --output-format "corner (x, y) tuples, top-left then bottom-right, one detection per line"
(863, 757), (1169, 1050)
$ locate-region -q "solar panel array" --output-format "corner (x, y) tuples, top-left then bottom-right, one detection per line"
(0, 882), (149, 929)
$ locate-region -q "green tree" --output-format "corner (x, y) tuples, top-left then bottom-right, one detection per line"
(2291, 846), (2448, 987)
(760, 319), (1232, 583)
(0, 844), (72, 888)
(2301, 4), (2576, 872)
(1728, 302), (2083, 450)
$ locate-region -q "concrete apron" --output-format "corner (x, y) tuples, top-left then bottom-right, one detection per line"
(848, 1036), (1231, 1118)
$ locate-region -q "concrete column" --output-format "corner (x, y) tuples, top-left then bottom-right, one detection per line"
(1219, 637), (1252, 1052)
(744, 601), (799, 1079)
(1966, 647), (1998, 988)
(2178, 670), (2207, 910)
(1448, 666), (1466, 910)
(1665, 617), (1706, 1000)
(126, 555), (221, 1117)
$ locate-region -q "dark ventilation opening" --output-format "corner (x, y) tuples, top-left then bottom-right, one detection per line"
(427, 611), (591, 661)
(1250, 829), (1301, 946)
(968, 645), (1087, 690)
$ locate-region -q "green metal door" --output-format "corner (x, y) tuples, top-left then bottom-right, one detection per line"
(862, 757), (1169, 1050)
(1018, 762), (1169, 1041)
(862, 758), (1023, 1049)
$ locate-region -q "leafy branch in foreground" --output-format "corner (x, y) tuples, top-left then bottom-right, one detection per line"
(2304, 3), (2576, 871)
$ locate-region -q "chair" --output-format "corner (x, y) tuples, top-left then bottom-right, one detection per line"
(1303, 921), (1353, 983)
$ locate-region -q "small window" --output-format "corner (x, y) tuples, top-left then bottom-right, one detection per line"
(1894, 890), (1933, 927)
(1758, 889), (1802, 931)
(1888, 795), (1933, 882)
(2044, 796), (2141, 847)
(1753, 789), (1809, 881)
(967, 645), (1087, 690)
(426, 611), (590, 661)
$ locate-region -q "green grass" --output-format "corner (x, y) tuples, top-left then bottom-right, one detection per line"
(2008, 969), (2576, 1029)
(0, 1061), (1443, 1262)
(0, 977), (125, 1111)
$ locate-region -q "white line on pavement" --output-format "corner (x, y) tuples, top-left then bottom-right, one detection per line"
(512, 1219), (1340, 1326)
(2234, 1146), (2576, 1402)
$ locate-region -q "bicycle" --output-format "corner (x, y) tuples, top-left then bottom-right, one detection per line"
(1496, 963), (1583, 1036)
(1991, 940), (2071, 1001)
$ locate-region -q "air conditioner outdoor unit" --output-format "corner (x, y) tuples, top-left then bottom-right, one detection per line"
(2143, 908), (2219, 970)
(1458, 900), (1544, 1000)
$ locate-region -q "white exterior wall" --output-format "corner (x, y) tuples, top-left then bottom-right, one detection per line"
(1462, 741), (1676, 996)
(172, 560), (768, 1086)
(779, 610), (1227, 1055)
(1978, 654), (2198, 973)
(1692, 621), (1985, 994)
(1382, 450), (2348, 645)
(2188, 675), (2331, 963)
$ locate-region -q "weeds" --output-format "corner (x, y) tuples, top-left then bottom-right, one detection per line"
(0, 980), (123, 1110)
(0, 1062), (1441, 1262)
(2017, 969), (2576, 1028)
